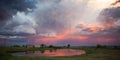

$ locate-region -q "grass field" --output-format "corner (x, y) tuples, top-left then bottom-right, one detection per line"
(0, 46), (120, 60)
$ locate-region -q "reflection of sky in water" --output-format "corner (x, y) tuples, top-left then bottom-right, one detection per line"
(11, 49), (85, 57)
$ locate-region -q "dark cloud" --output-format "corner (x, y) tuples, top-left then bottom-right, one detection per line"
(92, 27), (120, 37)
(98, 7), (120, 27)
(0, 30), (34, 36)
(34, 1), (73, 34)
(35, 8), (69, 34)
(0, 38), (28, 46)
(0, 0), (36, 21)
(0, 0), (37, 37)
(100, 7), (120, 19)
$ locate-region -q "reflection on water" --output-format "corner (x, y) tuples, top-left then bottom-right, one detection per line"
(11, 49), (85, 57)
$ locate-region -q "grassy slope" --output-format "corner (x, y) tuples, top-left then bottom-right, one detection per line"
(0, 47), (120, 60)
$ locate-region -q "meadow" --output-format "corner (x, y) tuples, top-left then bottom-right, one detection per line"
(0, 46), (120, 60)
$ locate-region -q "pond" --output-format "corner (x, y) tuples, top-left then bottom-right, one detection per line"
(11, 49), (86, 57)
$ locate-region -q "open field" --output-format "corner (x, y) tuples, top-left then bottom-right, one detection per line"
(0, 46), (120, 60)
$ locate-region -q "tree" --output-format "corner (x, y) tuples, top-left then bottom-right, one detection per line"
(96, 44), (101, 48)
(49, 45), (54, 48)
(67, 44), (71, 48)
(13, 45), (20, 47)
(40, 44), (45, 48)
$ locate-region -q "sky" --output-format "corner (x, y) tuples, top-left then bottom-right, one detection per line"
(0, 0), (120, 46)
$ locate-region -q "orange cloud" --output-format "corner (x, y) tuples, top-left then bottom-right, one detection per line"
(78, 22), (105, 32)
(35, 29), (76, 44)
(34, 28), (91, 44)
(89, 26), (105, 33)
(89, 27), (99, 33)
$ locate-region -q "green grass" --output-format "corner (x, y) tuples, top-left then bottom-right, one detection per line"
(0, 47), (120, 60)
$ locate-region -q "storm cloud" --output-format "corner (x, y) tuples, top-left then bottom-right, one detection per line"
(0, 0), (36, 21)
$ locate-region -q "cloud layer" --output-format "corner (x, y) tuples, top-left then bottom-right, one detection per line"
(0, 0), (120, 46)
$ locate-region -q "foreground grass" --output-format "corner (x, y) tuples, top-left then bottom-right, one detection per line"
(0, 47), (120, 60)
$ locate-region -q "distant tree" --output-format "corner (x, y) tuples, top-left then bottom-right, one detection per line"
(67, 44), (71, 48)
(113, 46), (118, 49)
(13, 45), (20, 47)
(49, 45), (54, 48)
(96, 44), (101, 48)
(40, 44), (45, 48)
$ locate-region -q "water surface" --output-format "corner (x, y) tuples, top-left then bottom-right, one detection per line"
(11, 49), (85, 57)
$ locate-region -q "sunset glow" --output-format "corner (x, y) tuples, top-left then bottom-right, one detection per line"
(0, 0), (120, 46)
